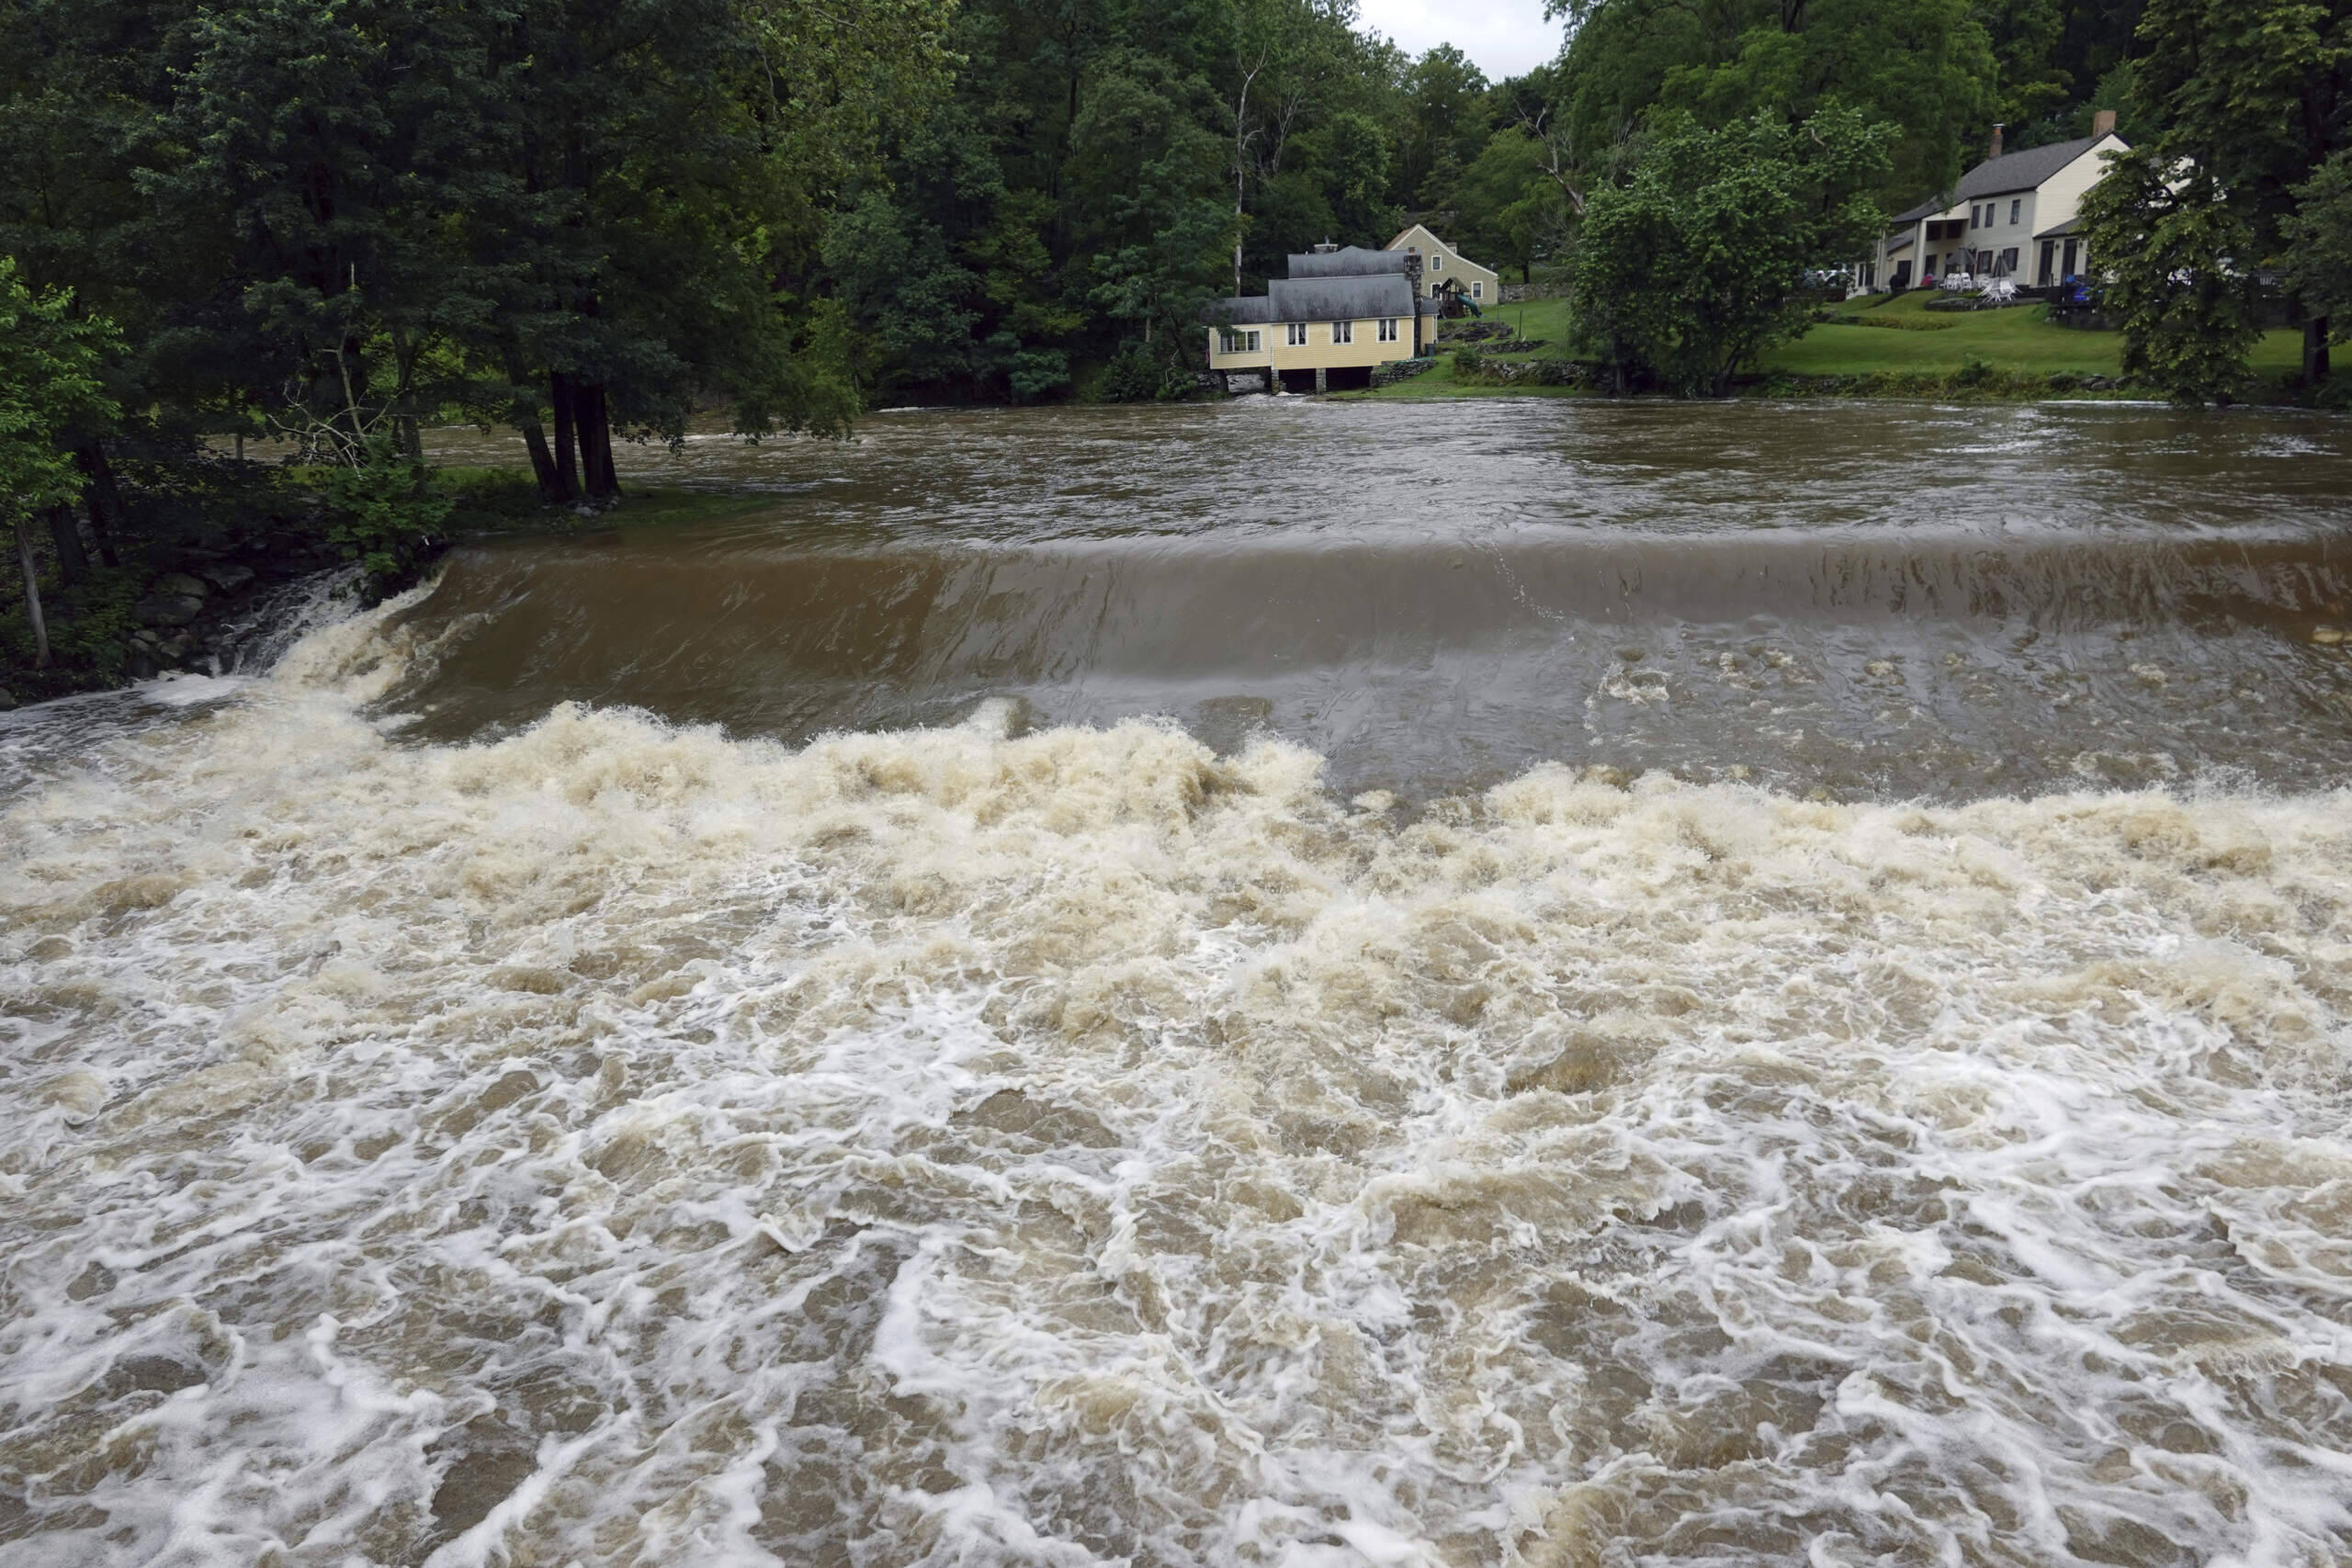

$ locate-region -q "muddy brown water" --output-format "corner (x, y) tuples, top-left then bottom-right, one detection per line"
(3, 399), (2351, 1567)
(396, 400), (2352, 800)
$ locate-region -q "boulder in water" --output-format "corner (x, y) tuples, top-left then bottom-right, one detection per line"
(198, 562), (256, 595)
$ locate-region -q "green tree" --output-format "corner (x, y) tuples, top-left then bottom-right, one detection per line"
(1396, 45), (1491, 214)
(1571, 107), (1894, 395)
(2078, 151), (2263, 404)
(1553, 0), (1996, 207)
(2102, 0), (2352, 386)
(0, 260), (117, 668)
(2282, 150), (2352, 350)
(1457, 127), (1574, 279)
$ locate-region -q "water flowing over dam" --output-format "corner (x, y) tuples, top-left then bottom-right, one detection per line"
(6, 400), (2352, 1566)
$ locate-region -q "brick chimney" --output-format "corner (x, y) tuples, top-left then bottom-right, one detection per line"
(2092, 108), (2117, 137)
(1989, 124), (2005, 159)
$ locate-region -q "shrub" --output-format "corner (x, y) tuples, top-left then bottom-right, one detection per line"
(1096, 342), (1162, 402)
(317, 442), (454, 592)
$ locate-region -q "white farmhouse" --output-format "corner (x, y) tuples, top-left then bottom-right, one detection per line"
(1859, 112), (2127, 292)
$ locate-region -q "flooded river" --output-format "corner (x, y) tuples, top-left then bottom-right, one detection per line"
(5, 400), (2352, 1566)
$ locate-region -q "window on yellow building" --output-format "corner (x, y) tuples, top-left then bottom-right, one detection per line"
(1286, 322), (1307, 346)
(1333, 321), (1352, 344)
(1378, 318), (1397, 342)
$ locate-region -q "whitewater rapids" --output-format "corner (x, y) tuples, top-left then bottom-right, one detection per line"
(4, 579), (2351, 1567)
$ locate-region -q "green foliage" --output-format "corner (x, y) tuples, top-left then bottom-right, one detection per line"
(1097, 342), (1198, 402)
(317, 443), (456, 591)
(1451, 345), (1483, 377)
(1555, 0), (1996, 208)
(1571, 108), (1895, 396)
(2083, 0), (2351, 398)
(2282, 150), (2352, 337)
(0, 256), (116, 523)
(2079, 153), (2263, 405)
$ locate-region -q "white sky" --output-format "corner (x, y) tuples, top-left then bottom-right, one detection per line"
(1357, 0), (1564, 82)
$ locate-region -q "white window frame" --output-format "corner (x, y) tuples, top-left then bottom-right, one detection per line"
(1377, 317), (1397, 342)
(1246, 330), (1261, 352)
(2009, 198), (2022, 224)
(1333, 320), (1352, 344)
(1286, 321), (1307, 346)
(1471, 282), (1483, 300)
(1430, 254), (1444, 272)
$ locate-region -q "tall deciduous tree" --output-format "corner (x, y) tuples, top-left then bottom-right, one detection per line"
(0, 260), (117, 668)
(1571, 107), (1894, 395)
(2078, 152), (2264, 404)
(2090, 0), (2352, 389)
(1551, 0), (1995, 209)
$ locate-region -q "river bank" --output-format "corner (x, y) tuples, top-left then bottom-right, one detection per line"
(0, 464), (775, 706)
(1344, 290), (2343, 407)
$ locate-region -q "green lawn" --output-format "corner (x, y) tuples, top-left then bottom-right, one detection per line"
(1763, 288), (2310, 378)
(1352, 295), (1581, 399)
(1351, 287), (2320, 398)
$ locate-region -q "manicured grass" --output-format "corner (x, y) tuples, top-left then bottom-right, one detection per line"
(1764, 288), (2310, 379)
(1351, 295), (1579, 399)
(1350, 287), (2324, 400)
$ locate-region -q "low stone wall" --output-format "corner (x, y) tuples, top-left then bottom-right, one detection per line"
(1221, 370), (1268, 395)
(1466, 358), (1600, 388)
(1371, 358), (1437, 388)
(1498, 283), (1561, 304)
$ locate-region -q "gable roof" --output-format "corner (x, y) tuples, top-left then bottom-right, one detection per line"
(1269, 272), (1419, 321)
(1954, 134), (2120, 199)
(1199, 275), (1431, 324)
(1203, 296), (1280, 325)
(1287, 246), (1408, 278)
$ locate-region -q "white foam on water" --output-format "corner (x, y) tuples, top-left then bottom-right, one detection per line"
(3, 593), (2350, 1567)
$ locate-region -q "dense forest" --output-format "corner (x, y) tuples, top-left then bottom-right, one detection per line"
(1, 0), (2347, 691)
(6, 0), (2312, 428)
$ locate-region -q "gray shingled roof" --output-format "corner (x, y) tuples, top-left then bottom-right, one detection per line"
(1268, 273), (1419, 321)
(1955, 134), (2120, 199)
(1890, 198), (1942, 224)
(2035, 215), (2086, 239)
(1202, 296), (1281, 325)
(1287, 246), (1409, 278)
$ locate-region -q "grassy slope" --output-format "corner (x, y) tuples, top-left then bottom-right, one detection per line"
(1353, 288), (2317, 397)
(1766, 288), (2310, 378)
(1355, 296), (1582, 400)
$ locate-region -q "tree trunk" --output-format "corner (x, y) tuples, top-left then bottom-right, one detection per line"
(15, 517), (50, 669)
(549, 372), (581, 503)
(46, 504), (88, 584)
(73, 444), (123, 567)
(2306, 317), (2333, 386)
(519, 418), (562, 502)
(580, 384), (618, 502)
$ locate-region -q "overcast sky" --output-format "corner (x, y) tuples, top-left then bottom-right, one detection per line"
(1357, 0), (1564, 82)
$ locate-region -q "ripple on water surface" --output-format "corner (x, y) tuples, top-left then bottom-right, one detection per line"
(3, 401), (2351, 1567)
